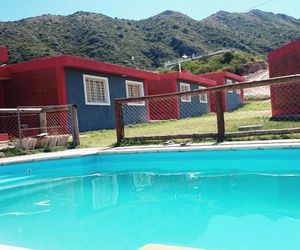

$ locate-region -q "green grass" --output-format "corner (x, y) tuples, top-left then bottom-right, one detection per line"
(0, 146), (69, 158)
(2, 100), (299, 158)
(80, 100), (300, 148)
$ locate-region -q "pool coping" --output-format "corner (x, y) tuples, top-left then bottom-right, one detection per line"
(1, 139), (300, 166)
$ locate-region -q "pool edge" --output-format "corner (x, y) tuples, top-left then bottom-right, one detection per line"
(1, 139), (300, 166)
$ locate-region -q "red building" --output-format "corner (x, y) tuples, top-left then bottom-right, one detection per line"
(147, 71), (215, 120)
(0, 46), (245, 132)
(0, 47), (159, 131)
(0, 47), (219, 130)
(200, 72), (245, 112)
(268, 38), (300, 117)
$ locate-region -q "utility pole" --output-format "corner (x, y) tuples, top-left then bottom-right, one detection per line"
(178, 54), (188, 72)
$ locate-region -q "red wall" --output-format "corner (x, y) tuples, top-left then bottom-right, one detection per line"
(3, 67), (62, 107)
(0, 68), (65, 138)
(147, 78), (177, 95)
(268, 38), (300, 117)
(147, 78), (179, 120)
(200, 74), (226, 112)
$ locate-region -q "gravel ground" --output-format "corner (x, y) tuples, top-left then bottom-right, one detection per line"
(244, 70), (270, 97)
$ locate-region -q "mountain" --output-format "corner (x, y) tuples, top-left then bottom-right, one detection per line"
(0, 9), (300, 69)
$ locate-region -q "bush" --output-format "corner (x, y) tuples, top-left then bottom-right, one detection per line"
(176, 51), (263, 75)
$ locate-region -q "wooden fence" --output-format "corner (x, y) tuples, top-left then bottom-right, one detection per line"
(114, 74), (300, 143)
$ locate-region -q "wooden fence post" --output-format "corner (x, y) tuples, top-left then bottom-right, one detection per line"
(39, 112), (47, 133)
(115, 101), (124, 143)
(216, 91), (225, 142)
(17, 107), (22, 148)
(71, 105), (80, 147)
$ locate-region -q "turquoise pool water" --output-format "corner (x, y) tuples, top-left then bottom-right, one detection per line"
(1, 149), (300, 250)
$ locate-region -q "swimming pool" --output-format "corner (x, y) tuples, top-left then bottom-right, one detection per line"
(1, 148), (300, 250)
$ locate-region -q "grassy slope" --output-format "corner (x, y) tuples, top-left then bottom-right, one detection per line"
(163, 51), (264, 75)
(80, 100), (300, 148)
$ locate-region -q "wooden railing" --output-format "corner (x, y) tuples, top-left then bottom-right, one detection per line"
(114, 74), (300, 143)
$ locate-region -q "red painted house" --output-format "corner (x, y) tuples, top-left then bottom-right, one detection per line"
(147, 71), (216, 120)
(0, 47), (161, 131)
(268, 38), (300, 118)
(0, 47), (218, 131)
(2, 46), (243, 132)
(200, 72), (245, 112)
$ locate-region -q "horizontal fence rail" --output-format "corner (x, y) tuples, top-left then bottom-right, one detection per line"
(114, 74), (300, 143)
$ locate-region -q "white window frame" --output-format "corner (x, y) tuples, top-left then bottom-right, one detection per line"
(180, 82), (191, 102)
(225, 78), (234, 93)
(83, 74), (111, 106)
(125, 80), (145, 106)
(233, 80), (241, 94)
(198, 86), (208, 103)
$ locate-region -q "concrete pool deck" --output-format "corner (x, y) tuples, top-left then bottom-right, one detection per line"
(1, 139), (300, 166)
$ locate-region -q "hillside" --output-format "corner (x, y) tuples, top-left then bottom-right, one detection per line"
(166, 51), (266, 75)
(0, 9), (300, 69)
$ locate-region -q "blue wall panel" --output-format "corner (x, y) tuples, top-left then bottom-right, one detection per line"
(65, 69), (147, 132)
(122, 104), (148, 126)
(177, 81), (210, 119)
(226, 92), (242, 111)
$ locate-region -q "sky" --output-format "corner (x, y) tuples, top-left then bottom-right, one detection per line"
(0, 0), (299, 22)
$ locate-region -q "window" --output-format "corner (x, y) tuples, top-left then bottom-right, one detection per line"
(225, 79), (241, 94)
(233, 80), (241, 94)
(83, 75), (110, 105)
(125, 81), (145, 105)
(225, 78), (234, 93)
(180, 83), (191, 102)
(199, 86), (208, 103)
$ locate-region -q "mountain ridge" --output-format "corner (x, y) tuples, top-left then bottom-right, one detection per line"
(0, 9), (300, 69)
